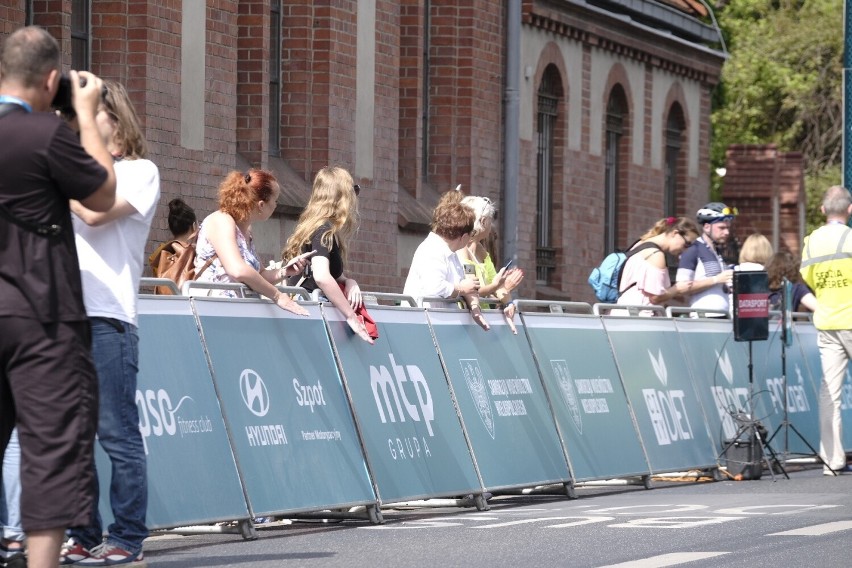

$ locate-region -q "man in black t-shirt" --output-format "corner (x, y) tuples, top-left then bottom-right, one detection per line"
(0, 26), (116, 568)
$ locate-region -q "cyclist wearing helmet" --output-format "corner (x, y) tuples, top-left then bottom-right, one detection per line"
(675, 202), (736, 315)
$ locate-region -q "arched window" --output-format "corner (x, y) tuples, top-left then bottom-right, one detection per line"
(664, 103), (685, 217)
(604, 86), (627, 253)
(535, 66), (560, 284)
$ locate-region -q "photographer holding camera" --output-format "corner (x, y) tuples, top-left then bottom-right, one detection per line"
(0, 26), (116, 568)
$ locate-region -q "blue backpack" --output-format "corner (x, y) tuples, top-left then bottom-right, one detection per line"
(588, 242), (661, 303)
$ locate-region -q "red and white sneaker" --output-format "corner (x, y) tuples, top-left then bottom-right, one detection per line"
(77, 543), (145, 567)
(60, 538), (92, 565)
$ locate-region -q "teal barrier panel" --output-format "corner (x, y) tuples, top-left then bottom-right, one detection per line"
(97, 297), (249, 529)
(602, 317), (717, 473)
(193, 298), (376, 516)
(323, 305), (481, 503)
(426, 309), (571, 491)
(520, 311), (649, 481)
(750, 319), (822, 456)
(674, 318), (772, 453)
(794, 320), (852, 452)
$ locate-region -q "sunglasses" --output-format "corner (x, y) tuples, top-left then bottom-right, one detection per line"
(353, 184), (361, 196)
(721, 206), (738, 216)
(678, 231), (696, 246)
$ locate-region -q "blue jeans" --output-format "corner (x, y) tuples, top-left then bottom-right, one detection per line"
(1, 429), (23, 542)
(69, 319), (147, 554)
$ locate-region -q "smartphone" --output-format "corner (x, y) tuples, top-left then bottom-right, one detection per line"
(463, 264), (476, 276)
(502, 259), (515, 271)
(284, 250), (317, 268)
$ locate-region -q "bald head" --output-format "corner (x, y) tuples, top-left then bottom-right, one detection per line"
(822, 185), (852, 220)
(0, 26), (60, 89)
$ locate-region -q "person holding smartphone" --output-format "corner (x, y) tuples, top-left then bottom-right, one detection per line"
(459, 195), (524, 333)
(284, 166), (374, 343)
(404, 190), (489, 330)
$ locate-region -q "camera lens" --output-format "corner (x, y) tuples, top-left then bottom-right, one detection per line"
(50, 74), (106, 120)
(51, 74), (74, 117)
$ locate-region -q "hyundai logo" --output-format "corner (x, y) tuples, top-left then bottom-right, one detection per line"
(239, 369), (270, 417)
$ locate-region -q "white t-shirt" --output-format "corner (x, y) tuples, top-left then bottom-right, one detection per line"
(74, 159), (160, 326)
(403, 232), (465, 306)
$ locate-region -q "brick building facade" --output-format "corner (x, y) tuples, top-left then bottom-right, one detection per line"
(722, 144), (805, 257)
(1, 0), (726, 302)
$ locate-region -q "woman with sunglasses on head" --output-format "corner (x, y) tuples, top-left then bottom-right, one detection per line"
(193, 169), (310, 315)
(458, 195), (524, 333)
(283, 166), (374, 344)
(615, 217), (701, 316)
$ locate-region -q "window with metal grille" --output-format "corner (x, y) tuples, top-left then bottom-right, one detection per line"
(664, 104), (684, 217)
(605, 91), (625, 253)
(269, 0), (282, 154)
(71, 0), (90, 71)
(536, 72), (558, 285)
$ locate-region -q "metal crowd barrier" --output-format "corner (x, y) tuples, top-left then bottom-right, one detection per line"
(90, 281), (847, 538)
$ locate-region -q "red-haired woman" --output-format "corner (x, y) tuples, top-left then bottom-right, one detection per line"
(194, 169), (309, 314)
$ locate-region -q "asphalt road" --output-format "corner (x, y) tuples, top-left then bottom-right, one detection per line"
(141, 463), (852, 567)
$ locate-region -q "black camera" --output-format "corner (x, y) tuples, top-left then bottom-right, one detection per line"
(51, 74), (107, 119)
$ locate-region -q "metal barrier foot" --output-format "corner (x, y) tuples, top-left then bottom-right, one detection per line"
(289, 506), (382, 524)
(564, 482), (577, 499)
(158, 522), (253, 537)
(473, 493), (490, 511)
(642, 475), (653, 490)
(367, 505), (384, 524)
(239, 520), (258, 541)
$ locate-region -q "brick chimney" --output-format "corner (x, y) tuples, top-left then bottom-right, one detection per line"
(722, 144), (805, 256)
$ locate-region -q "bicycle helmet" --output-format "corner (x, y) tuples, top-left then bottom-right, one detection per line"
(696, 202), (737, 224)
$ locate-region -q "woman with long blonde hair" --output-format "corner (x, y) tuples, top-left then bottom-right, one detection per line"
(284, 166), (373, 343)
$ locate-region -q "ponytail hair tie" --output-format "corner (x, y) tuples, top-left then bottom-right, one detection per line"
(666, 216), (676, 226)
(244, 172), (252, 184)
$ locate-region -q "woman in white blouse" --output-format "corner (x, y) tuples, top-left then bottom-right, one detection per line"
(403, 190), (489, 330)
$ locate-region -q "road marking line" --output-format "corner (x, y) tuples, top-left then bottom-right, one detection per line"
(471, 516), (586, 529)
(597, 552), (729, 567)
(769, 520), (852, 536)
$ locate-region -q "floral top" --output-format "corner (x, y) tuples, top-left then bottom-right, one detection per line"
(194, 217), (260, 297)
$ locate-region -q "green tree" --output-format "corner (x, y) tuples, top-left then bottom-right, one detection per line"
(711, 0), (843, 232)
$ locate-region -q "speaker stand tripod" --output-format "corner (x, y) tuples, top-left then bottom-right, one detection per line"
(764, 298), (831, 473)
(719, 341), (787, 480)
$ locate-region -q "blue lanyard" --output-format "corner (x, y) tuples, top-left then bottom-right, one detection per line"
(0, 95), (32, 113)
